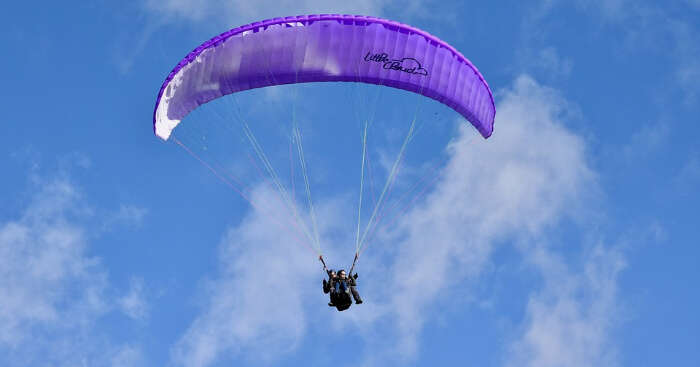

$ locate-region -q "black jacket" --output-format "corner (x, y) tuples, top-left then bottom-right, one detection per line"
(323, 277), (335, 294)
(335, 275), (357, 288)
(323, 273), (358, 293)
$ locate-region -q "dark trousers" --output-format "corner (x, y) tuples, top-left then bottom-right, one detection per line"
(333, 281), (362, 303)
(349, 286), (362, 303)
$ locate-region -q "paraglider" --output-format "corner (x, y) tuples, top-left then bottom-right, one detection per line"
(153, 14), (495, 141)
(153, 14), (495, 311)
(321, 255), (363, 311)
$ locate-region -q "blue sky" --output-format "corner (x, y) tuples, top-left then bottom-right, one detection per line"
(1, 1), (699, 366)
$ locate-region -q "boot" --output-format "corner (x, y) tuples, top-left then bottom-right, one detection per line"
(351, 287), (363, 304)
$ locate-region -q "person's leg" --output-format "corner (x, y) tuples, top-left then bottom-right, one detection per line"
(350, 286), (363, 304)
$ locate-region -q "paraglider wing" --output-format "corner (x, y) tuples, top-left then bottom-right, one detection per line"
(153, 14), (496, 140)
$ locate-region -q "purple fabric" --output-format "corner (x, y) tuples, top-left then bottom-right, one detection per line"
(153, 14), (495, 139)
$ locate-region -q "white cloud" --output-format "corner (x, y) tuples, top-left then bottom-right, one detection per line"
(356, 74), (597, 359)
(516, 44), (573, 81)
(667, 19), (700, 105)
(508, 244), (625, 367)
(621, 121), (669, 160)
(0, 176), (146, 366)
(111, 345), (146, 367)
(171, 184), (338, 367)
(525, 0), (700, 102)
(103, 204), (149, 231)
(119, 277), (150, 321)
(115, 19), (164, 75)
(574, 0), (632, 22)
(0, 179), (106, 348)
(535, 47), (573, 78)
(674, 154), (700, 195)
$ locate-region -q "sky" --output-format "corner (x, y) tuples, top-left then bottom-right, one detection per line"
(1, 1), (699, 366)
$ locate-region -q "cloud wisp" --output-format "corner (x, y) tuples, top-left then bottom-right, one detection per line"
(0, 175), (149, 367)
(521, 0), (700, 104)
(119, 277), (150, 321)
(508, 244), (625, 367)
(355, 74), (598, 360)
(0, 179), (106, 349)
(171, 184), (336, 367)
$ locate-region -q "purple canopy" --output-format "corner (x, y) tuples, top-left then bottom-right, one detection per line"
(153, 14), (495, 140)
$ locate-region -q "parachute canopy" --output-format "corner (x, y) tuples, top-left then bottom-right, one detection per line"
(153, 14), (496, 140)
